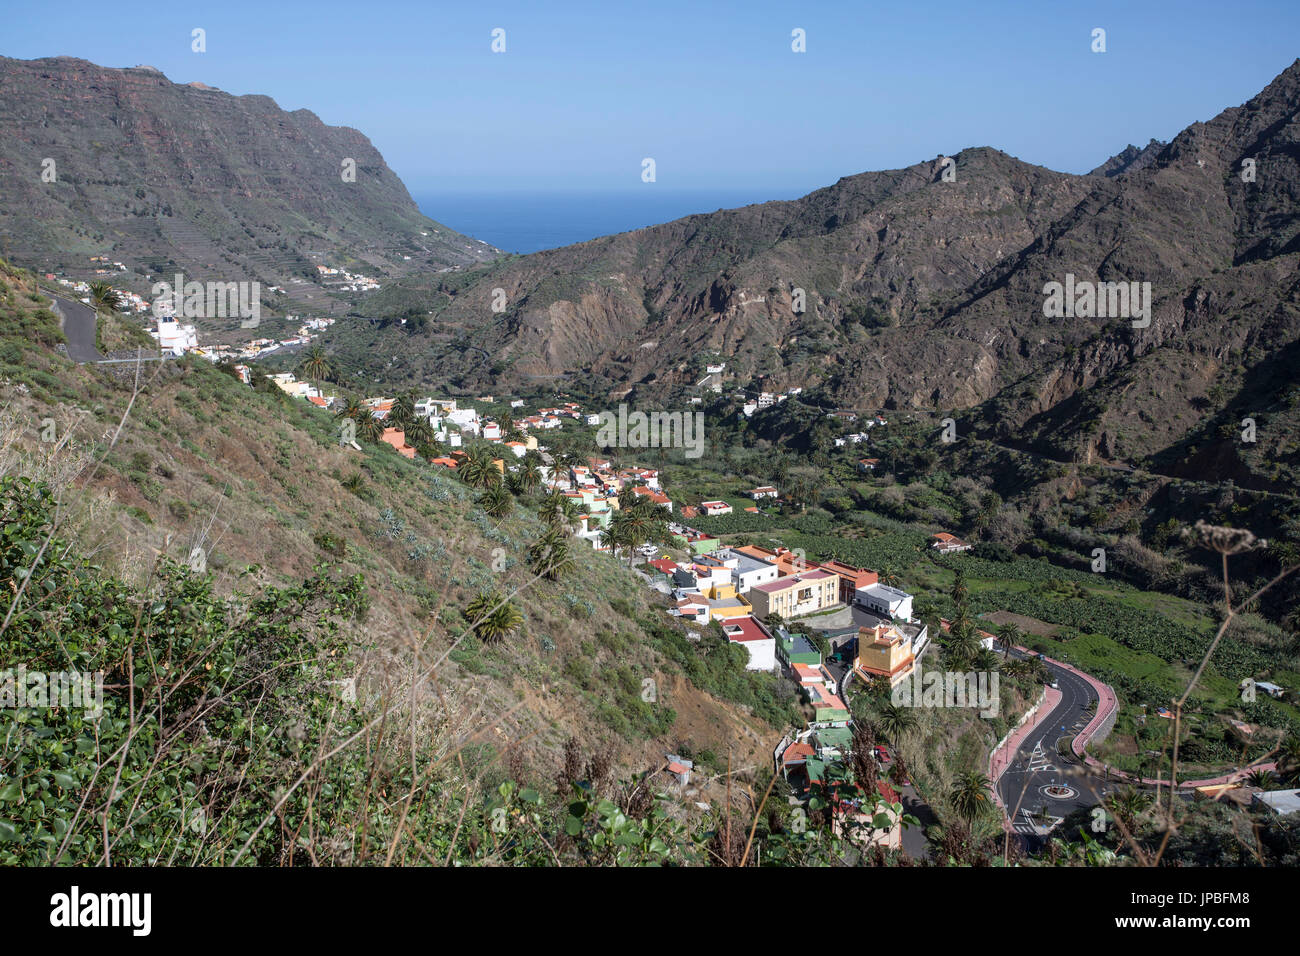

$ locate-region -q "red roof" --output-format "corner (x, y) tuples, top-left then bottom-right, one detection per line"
(721, 616), (773, 643)
(782, 742), (815, 766)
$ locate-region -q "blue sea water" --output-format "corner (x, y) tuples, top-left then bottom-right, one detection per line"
(414, 189), (805, 255)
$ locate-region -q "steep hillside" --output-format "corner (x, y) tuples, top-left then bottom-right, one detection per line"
(0, 56), (498, 316)
(0, 261), (785, 843)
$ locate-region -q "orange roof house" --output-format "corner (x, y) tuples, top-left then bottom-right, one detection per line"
(380, 427), (416, 459)
(930, 532), (973, 553)
(818, 559), (878, 605)
(734, 544), (813, 577)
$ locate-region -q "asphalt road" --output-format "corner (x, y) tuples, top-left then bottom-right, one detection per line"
(49, 294), (104, 362)
(995, 653), (1113, 850)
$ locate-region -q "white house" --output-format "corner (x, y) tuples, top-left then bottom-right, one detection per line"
(670, 596), (710, 625)
(856, 583), (914, 622)
(722, 616), (776, 671)
(155, 316), (197, 356)
(700, 501), (732, 516)
(483, 422), (502, 440)
(711, 548), (780, 593)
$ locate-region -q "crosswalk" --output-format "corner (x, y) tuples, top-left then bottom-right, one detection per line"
(1014, 808), (1063, 835)
(1026, 742), (1054, 774)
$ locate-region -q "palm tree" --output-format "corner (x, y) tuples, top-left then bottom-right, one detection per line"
(87, 281), (123, 312)
(1245, 769), (1275, 791)
(1104, 785), (1153, 834)
(949, 771), (992, 824)
(404, 418), (433, 448)
(973, 647), (1000, 672)
(538, 490), (579, 531)
(465, 592), (524, 645)
(950, 570), (969, 606)
(517, 461), (542, 495)
(390, 392), (416, 427)
(478, 483), (514, 520)
(356, 412), (385, 444)
(460, 448), (501, 489)
(528, 526), (573, 581)
(1276, 735), (1300, 786)
(299, 345), (332, 382)
(877, 566), (902, 588)
(996, 622), (1021, 657)
(335, 396), (365, 421)
(873, 701), (917, 748)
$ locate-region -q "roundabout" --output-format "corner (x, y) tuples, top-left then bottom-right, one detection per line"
(1040, 784), (1078, 801)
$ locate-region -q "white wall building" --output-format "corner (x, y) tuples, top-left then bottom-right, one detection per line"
(856, 583), (915, 622)
(155, 317), (197, 356)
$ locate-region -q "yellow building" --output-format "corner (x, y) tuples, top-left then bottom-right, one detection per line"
(699, 582), (752, 622)
(854, 624), (916, 687)
(747, 569), (838, 620)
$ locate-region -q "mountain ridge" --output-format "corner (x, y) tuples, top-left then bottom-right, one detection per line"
(0, 54), (499, 315)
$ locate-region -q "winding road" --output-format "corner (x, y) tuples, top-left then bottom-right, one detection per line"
(993, 651), (1113, 849)
(49, 294), (104, 362)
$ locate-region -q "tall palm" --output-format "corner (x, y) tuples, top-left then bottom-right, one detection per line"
(88, 281), (123, 312)
(528, 526), (573, 581)
(996, 622), (1021, 657)
(949, 605), (974, 642)
(950, 570), (969, 606)
(299, 345), (332, 382)
(391, 392), (416, 427)
(518, 461), (542, 495)
(873, 700), (917, 748)
(949, 771), (992, 824)
(877, 565), (902, 588)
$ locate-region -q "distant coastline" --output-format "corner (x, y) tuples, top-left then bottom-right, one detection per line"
(414, 188), (805, 255)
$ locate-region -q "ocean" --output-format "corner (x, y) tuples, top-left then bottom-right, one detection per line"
(413, 188), (805, 255)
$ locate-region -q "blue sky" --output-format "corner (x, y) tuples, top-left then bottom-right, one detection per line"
(3, 0), (1297, 196)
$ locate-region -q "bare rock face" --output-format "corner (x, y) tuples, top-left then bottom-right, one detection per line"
(352, 60), (1300, 490)
(0, 55), (497, 300)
